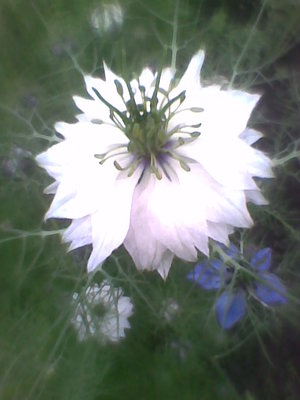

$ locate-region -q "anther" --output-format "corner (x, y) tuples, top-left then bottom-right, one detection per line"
(179, 160), (191, 172)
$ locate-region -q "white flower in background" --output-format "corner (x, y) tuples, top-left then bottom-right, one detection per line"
(160, 298), (179, 323)
(71, 281), (133, 343)
(90, 2), (124, 35)
(36, 50), (273, 279)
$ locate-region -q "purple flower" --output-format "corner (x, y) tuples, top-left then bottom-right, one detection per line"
(187, 245), (287, 329)
(215, 289), (247, 330)
(249, 247), (287, 306)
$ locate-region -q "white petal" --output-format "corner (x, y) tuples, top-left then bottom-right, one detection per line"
(175, 162), (253, 228)
(206, 221), (233, 245)
(139, 67), (154, 86)
(200, 88), (261, 138)
(44, 181), (58, 194)
(160, 67), (175, 91)
(63, 215), (92, 250)
(39, 125), (131, 220)
(54, 121), (127, 149)
(84, 74), (127, 112)
(125, 165), (210, 272)
(103, 62), (128, 95)
(239, 128), (263, 145)
(146, 171), (209, 260)
(129, 79), (143, 105)
(75, 113), (90, 123)
(45, 170), (100, 219)
(156, 252), (174, 280)
(179, 136), (273, 190)
(123, 173), (174, 277)
(87, 166), (142, 272)
(177, 50), (205, 90)
(36, 122), (128, 181)
(36, 150), (64, 181)
(245, 189), (268, 205)
(46, 151), (134, 220)
(118, 296), (134, 318)
(72, 95), (111, 123)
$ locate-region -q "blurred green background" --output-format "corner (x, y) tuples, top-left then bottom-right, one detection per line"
(0, 0), (300, 399)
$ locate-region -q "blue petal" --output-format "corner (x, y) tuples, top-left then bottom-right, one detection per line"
(255, 272), (288, 305)
(210, 259), (224, 271)
(187, 261), (222, 290)
(219, 243), (239, 258)
(250, 248), (271, 271)
(187, 260), (208, 280)
(215, 289), (247, 330)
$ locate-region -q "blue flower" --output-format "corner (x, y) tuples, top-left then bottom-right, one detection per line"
(187, 245), (287, 329)
(215, 289), (247, 330)
(250, 247), (287, 306)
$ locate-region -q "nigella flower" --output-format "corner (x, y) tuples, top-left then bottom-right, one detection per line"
(90, 2), (124, 35)
(71, 281), (134, 343)
(36, 50), (273, 279)
(160, 298), (179, 323)
(187, 245), (287, 329)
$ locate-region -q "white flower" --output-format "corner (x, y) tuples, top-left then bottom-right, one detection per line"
(71, 281), (133, 343)
(160, 298), (179, 323)
(90, 2), (124, 35)
(36, 50), (273, 279)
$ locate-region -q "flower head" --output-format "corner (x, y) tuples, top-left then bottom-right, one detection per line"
(160, 298), (180, 323)
(187, 245), (287, 329)
(36, 50), (273, 278)
(90, 2), (124, 36)
(71, 281), (133, 343)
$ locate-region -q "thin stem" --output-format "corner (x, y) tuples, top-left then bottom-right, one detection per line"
(229, 0), (267, 88)
(0, 228), (64, 244)
(171, 0), (180, 71)
(273, 150), (300, 166)
(111, 255), (158, 315)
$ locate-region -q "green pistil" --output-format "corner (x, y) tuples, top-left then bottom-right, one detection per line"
(126, 112), (168, 156)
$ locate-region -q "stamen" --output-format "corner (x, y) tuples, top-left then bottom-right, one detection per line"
(114, 79), (124, 97)
(190, 107), (204, 112)
(178, 137), (184, 146)
(190, 122), (202, 128)
(159, 161), (172, 181)
(114, 156), (142, 177)
(93, 88), (129, 125)
(99, 151), (128, 165)
(166, 123), (201, 140)
(125, 82), (139, 116)
(179, 160), (191, 172)
(158, 88), (169, 98)
(113, 160), (124, 170)
(91, 119), (104, 124)
(166, 150), (193, 172)
(94, 147), (128, 165)
(109, 109), (126, 131)
(176, 130), (201, 137)
(127, 157), (141, 177)
(93, 66), (205, 181)
(150, 68), (162, 110)
(152, 165), (162, 180)
(160, 90), (186, 116)
(150, 153), (162, 180)
(138, 84), (148, 112)
(173, 135), (200, 149)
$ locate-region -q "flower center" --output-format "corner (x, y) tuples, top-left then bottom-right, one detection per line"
(126, 108), (168, 158)
(93, 69), (203, 180)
